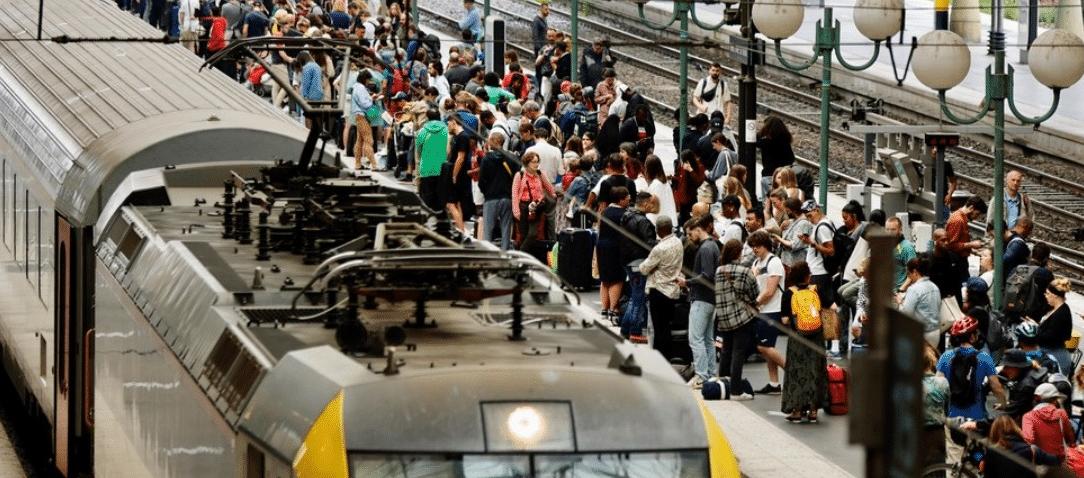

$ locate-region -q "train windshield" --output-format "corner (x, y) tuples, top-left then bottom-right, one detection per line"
(350, 451), (709, 477)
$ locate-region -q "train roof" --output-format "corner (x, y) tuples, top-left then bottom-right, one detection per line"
(0, 0), (307, 226)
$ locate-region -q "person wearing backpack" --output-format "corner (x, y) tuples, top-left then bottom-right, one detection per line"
(1002, 215), (1034, 285)
(779, 261), (828, 422)
(618, 192), (658, 343)
(797, 201), (837, 347)
(937, 316), (1006, 422)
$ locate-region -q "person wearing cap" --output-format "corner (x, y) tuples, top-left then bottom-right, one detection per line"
(458, 0), (483, 42)
(937, 316), (1005, 421)
(1022, 382), (1075, 459)
(1000, 347), (1053, 420)
(797, 199), (836, 318)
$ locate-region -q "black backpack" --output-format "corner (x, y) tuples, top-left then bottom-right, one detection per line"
(1004, 265), (1041, 318)
(814, 222), (843, 275)
(948, 349), (979, 408)
(831, 225), (857, 276)
(575, 109), (599, 137)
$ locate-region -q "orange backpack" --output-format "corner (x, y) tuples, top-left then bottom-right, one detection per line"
(790, 285), (822, 333)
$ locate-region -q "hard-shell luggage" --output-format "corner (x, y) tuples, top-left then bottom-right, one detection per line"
(557, 224), (595, 290)
(826, 363), (849, 415)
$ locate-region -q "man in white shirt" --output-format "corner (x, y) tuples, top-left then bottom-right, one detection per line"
(799, 199), (837, 311)
(716, 195), (745, 244)
(748, 230), (786, 395)
(525, 126), (564, 186)
(692, 62), (734, 126)
(639, 216), (684, 360)
(178, 0), (200, 53)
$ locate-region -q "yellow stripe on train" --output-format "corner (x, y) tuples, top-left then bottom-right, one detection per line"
(294, 389), (349, 478)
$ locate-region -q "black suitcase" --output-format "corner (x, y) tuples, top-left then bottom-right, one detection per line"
(557, 227), (595, 290)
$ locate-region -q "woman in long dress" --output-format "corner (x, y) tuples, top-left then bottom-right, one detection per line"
(779, 261), (827, 423)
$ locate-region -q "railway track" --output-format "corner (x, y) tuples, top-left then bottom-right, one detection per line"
(417, 4), (1084, 282)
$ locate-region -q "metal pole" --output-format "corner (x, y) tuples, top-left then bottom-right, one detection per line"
(37, 0), (44, 40)
(570, 0), (578, 84)
(992, 48), (1007, 310)
(484, 0), (491, 19)
(934, 145), (947, 227)
(411, 0), (419, 29)
(678, 5), (689, 153)
(818, 8), (833, 209)
(738, 1), (759, 197)
(863, 133), (875, 215)
(935, 0), (949, 29)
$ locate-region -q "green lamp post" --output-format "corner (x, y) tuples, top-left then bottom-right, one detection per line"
(752, 0), (903, 209)
(911, 28), (1084, 310)
(635, 0), (727, 152)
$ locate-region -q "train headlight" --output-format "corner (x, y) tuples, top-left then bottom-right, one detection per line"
(506, 406), (544, 443)
(482, 402), (574, 452)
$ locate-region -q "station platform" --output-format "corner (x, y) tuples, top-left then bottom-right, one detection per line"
(392, 21), (1083, 477)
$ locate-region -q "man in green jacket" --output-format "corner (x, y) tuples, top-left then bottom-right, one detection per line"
(415, 109), (448, 211)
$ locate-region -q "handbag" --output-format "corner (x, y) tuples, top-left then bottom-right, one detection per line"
(821, 309), (840, 340)
(939, 297), (964, 333)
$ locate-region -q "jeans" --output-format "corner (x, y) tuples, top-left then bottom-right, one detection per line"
(648, 289), (677, 360)
(718, 319), (757, 389)
(483, 198), (514, 250)
(620, 267), (647, 337)
(689, 300), (717, 380)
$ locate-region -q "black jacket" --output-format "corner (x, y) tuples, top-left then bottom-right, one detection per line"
(619, 117), (655, 157)
(983, 435), (1059, 478)
(532, 15), (547, 57)
(619, 208), (656, 265)
(578, 48), (614, 89)
(756, 136), (796, 178)
(445, 64), (471, 88)
(1004, 366), (1049, 420)
(479, 150), (520, 201)
(1037, 304), (1072, 350)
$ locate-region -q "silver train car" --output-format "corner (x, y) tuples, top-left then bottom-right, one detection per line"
(0, 0), (741, 476)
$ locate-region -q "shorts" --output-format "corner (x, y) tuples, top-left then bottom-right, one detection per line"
(419, 176), (442, 211)
(472, 180), (484, 207)
(811, 274), (835, 308)
(756, 312), (782, 348)
(180, 30), (199, 47)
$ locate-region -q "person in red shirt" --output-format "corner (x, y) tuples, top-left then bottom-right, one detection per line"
(945, 196), (987, 258)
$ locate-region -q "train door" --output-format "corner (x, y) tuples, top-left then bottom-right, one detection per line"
(55, 216), (94, 476)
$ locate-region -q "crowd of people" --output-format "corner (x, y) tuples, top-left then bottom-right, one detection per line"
(126, 0), (1084, 474)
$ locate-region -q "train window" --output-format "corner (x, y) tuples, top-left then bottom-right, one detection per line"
(8, 172), (14, 252)
(1, 159), (5, 241)
(104, 216), (131, 249)
(245, 443), (265, 478)
(36, 206), (42, 299)
(116, 227), (143, 264)
(25, 190), (30, 278)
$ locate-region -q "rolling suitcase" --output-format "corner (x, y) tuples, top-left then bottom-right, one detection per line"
(826, 363), (849, 415)
(557, 217), (595, 290)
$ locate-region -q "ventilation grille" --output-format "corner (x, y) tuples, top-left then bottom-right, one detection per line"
(202, 331), (264, 412)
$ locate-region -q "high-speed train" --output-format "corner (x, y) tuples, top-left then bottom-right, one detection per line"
(0, 0), (740, 476)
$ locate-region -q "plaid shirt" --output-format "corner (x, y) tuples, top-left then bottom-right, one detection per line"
(714, 264), (759, 332)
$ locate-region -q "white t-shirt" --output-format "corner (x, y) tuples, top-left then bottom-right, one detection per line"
(806, 218), (836, 276)
(694, 76), (732, 115)
(526, 141), (564, 184)
(634, 176), (649, 194)
(718, 216), (745, 245)
(753, 254), (786, 313)
(646, 179), (677, 227)
(179, 0), (200, 32)
(591, 173), (612, 196)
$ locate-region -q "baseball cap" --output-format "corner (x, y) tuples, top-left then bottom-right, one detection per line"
(1000, 349), (1030, 368)
(800, 199), (819, 213)
(1035, 382), (1066, 400)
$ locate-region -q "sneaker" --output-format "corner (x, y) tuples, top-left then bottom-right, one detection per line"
(731, 393), (754, 401)
(756, 383), (782, 395)
(629, 334), (649, 344)
(827, 351), (844, 361)
(688, 376), (705, 390)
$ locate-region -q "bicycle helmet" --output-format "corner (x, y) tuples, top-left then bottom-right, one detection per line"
(950, 316), (979, 337)
(1014, 320), (1039, 339)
